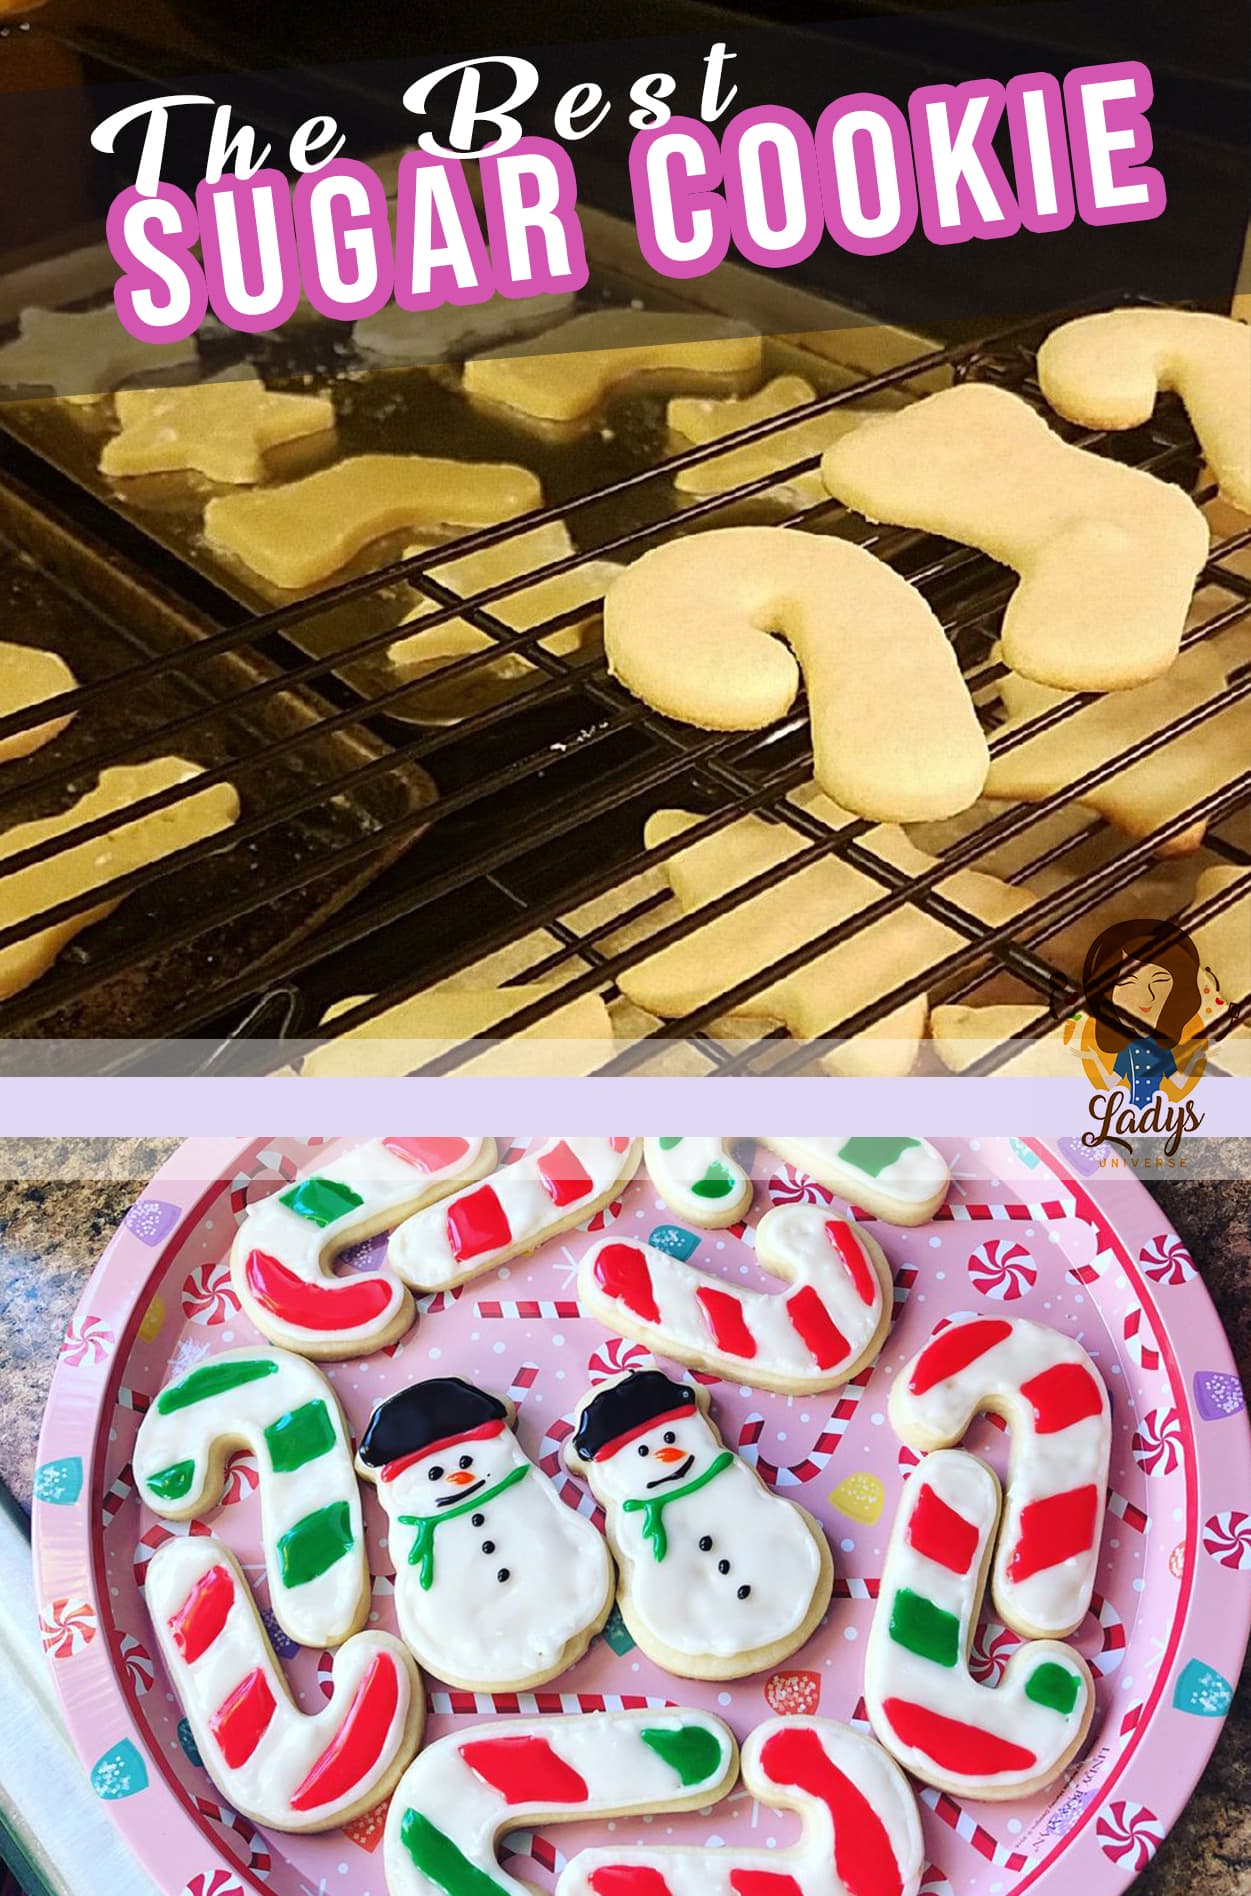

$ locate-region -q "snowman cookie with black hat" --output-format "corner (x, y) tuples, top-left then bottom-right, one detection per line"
(566, 1369), (833, 1679)
(357, 1376), (613, 1690)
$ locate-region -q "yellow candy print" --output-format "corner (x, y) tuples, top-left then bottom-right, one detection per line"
(138, 1295), (165, 1342)
(830, 1471), (885, 1524)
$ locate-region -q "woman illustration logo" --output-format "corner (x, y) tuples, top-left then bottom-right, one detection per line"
(1074, 919), (1212, 1109)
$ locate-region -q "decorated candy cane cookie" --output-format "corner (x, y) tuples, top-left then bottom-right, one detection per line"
(865, 1449), (1095, 1800)
(566, 1370), (833, 1679)
(643, 1138), (753, 1227)
(890, 1316), (1111, 1638)
(389, 1138), (641, 1292)
(355, 1375), (613, 1690)
(562, 1717), (925, 1896)
(134, 1346), (368, 1649)
(231, 1137), (496, 1359)
(579, 1205), (893, 1394)
(759, 1138), (950, 1226)
(384, 1706), (737, 1896)
(145, 1537), (423, 1834)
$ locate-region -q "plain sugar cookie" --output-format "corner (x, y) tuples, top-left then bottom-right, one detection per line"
(605, 528), (988, 821)
(821, 383), (1210, 691)
(102, 378), (335, 484)
(1038, 307), (1251, 512)
(0, 644), (75, 762)
(304, 986), (613, 1078)
(666, 374), (862, 501)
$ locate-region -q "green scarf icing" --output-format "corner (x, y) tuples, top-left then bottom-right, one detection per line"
(621, 1450), (733, 1562)
(399, 1463), (528, 1590)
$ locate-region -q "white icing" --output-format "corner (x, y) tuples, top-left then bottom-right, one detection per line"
(134, 1346), (366, 1648)
(366, 1421), (611, 1689)
(643, 1137), (752, 1226)
(890, 1315), (1111, 1637)
(865, 1450), (1092, 1795)
(561, 1716), (925, 1896)
(762, 1137), (949, 1219)
(389, 1138), (641, 1293)
(384, 1708), (735, 1896)
(146, 1536), (420, 1832)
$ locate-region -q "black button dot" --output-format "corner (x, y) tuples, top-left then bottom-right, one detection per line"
(497, 1568), (510, 1583)
(698, 1536), (713, 1552)
(737, 1584), (751, 1600)
(471, 1514), (485, 1527)
(482, 1540), (496, 1554)
(717, 1559), (730, 1575)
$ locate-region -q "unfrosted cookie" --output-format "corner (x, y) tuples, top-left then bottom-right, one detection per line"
(463, 310), (761, 422)
(930, 1004), (1078, 1076)
(0, 644), (75, 761)
(135, 1346), (368, 1649)
(0, 759), (239, 1001)
(102, 378), (334, 483)
(203, 453), (542, 588)
(1038, 307), (1251, 512)
(0, 305), (197, 399)
(821, 383), (1210, 691)
(605, 528), (988, 821)
(354, 290), (574, 363)
(666, 373), (861, 501)
(566, 1370), (833, 1679)
(356, 1375), (612, 1689)
(866, 1449), (1095, 1800)
(304, 986), (613, 1078)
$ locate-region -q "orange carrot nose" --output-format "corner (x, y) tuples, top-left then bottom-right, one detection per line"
(447, 1470), (476, 1485)
(655, 1447), (686, 1463)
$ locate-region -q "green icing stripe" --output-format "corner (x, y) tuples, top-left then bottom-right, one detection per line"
(145, 1459), (196, 1502)
(400, 1809), (507, 1896)
(692, 1164), (736, 1200)
(889, 1587), (960, 1668)
(277, 1501), (354, 1588)
(156, 1358), (277, 1415)
(639, 1723), (725, 1787)
(839, 1137), (920, 1178)
(279, 1176), (364, 1227)
(657, 1137), (683, 1150)
(265, 1399), (336, 1474)
(1026, 1661), (1081, 1716)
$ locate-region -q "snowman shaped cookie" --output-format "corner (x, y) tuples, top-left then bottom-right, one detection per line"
(567, 1370), (833, 1679)
(357, 1377), (613, 1691)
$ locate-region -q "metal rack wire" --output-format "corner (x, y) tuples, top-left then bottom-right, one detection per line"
(0, 308), (1246, 1075)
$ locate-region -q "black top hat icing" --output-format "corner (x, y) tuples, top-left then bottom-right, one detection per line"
(358, 1376), (509, 1469)
(572, 1369), (697, 1462)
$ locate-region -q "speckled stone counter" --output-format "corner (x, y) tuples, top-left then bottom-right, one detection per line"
(0, 1137), (1245, 1895)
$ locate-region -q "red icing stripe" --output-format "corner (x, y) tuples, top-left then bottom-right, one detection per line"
(536, 1140), (595, 1208)
(168, 1563), (234, 1664)
(785, 1284), (851, 1370)
(908, 1320), (1012, 1396)
(730, 1875), (804, 1896)
(696, 1286), (758, 1360)
(381, 1420), (506, 1485)
(758, 1725), (903, 1896)
(906, 1484), (980, 1576)
(382, 1136), (472, 1172)
(1020, 1362), (1104, 1435)
(289, 1654), (399, 1812)
(824, 1220), (877, 1307)
(245, 1248), (396, 1333)
(589, 1870), (673, 1896)
(881, 1699), (1036, 1778)
(595, 1403), (698, 1461)
(1008, 1484), (1100, 1583)
(210, 1667), (276, 1770)
(593, 1243), (660, 1324)
(446, 1185), (512, 1262)
(459, 1733), (589, 1803)
(609, 1138), (630, 1153)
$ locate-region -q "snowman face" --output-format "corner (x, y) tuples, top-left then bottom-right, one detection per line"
(594, 1409), (716, 1505)
(393, 1427), (518, 1512)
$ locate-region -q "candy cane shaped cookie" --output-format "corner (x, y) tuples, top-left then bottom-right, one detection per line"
(145, 1537), (422, 1833)
(643, 1138), (753, 1228)
(562, 1717), (925, 1896)
(135, 1346), (368, 1649)
(355, 1376), (613, 1690)
(389, 1138), (641, 1292)
(866, 1450), (1095, 1800)
(890, 1316), (1111, 1638)
(231, 1137), (496, 1359)
(579, 1206), (892, 1394)
(384, 1707), (737, 1896)
(759, 1138), (949, 1226)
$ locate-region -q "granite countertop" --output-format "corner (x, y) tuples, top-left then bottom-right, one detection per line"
(0, 1135), (1246, 1895)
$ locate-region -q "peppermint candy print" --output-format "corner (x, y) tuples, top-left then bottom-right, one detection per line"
(39, 1596), (97, 1659)
(191, 1797), (274, 1878)
(587, 1335), (653, 1383)
(58, 1313), (114, 1367)
(768, 1163), (835, 1207)
(919, 1870), (955, 1896)
(1138, 1232), (1197, 1285)
(1132, 1406), (1184, 1477)
(219, 1452), (260, 1507)
(968, 1619), (1020, 1686)
(584, 1197), (624, 1233)
(1123, 1307), (1161, 1372)
(118, 1631), (155, 1695)
(1097, 1798), (1163, 1871)
(182, 1259), (240, 1325)
(182, 1874), (246, 1896)
(134, 1517), (212, 1587)
(967, 1238), (1037, 1302)
(1203, 1510), (1251, 1570)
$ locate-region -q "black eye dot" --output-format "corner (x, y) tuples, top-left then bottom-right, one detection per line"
(428, 1465), (444, 1481)
(637, 1443), (649, 1456)
(698, 1536), (713, 1552)
(458, 1454), (473, 1469)
(717, 1559), (730, 1574)
(663, 1431), (676, 1444)
(737, 1584), (751, 1600)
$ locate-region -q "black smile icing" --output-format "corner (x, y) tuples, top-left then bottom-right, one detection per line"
(645, 1455), (694, 1490)
(436, 1478), (485, 1507)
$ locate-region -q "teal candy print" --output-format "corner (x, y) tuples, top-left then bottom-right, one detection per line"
(34, 1457), (83, 1505)
(91, 1738), (149, 1799)
(601, 1603), (636, 1655)
(177, 1717), (203, 1767)
(648, 1224), (700, 1261)
(1173, 1659), (1233, 1717)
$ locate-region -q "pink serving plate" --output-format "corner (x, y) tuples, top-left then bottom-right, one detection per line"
(33, 1135), (1251, 1896)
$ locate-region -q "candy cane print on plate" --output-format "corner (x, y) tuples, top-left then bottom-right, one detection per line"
(579, 1205), (893, 1395)
(561, 1717), (925, 1896)
(355, 1375), (613, 1691)
(231, 1137), (496, 1359)
(134, 1347), (368, 1649)
(865, 1450), (1095, 1801)
(389, 1139), (642, 1293)
(759, 1139), (950, 1226)
(643, 1139), (753, 1228)
(384, 1707), (737, 1896)
(145, 1537), (423, 1833)
(566, 1371), (833, 1680)
(890, 1316), (1111, 1639)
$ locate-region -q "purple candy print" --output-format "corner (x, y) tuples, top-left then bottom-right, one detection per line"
(124, 1200), (181, 1247)
(1056, 1135), (1103, 1177)
(1194, 1371), (1246, 1421)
